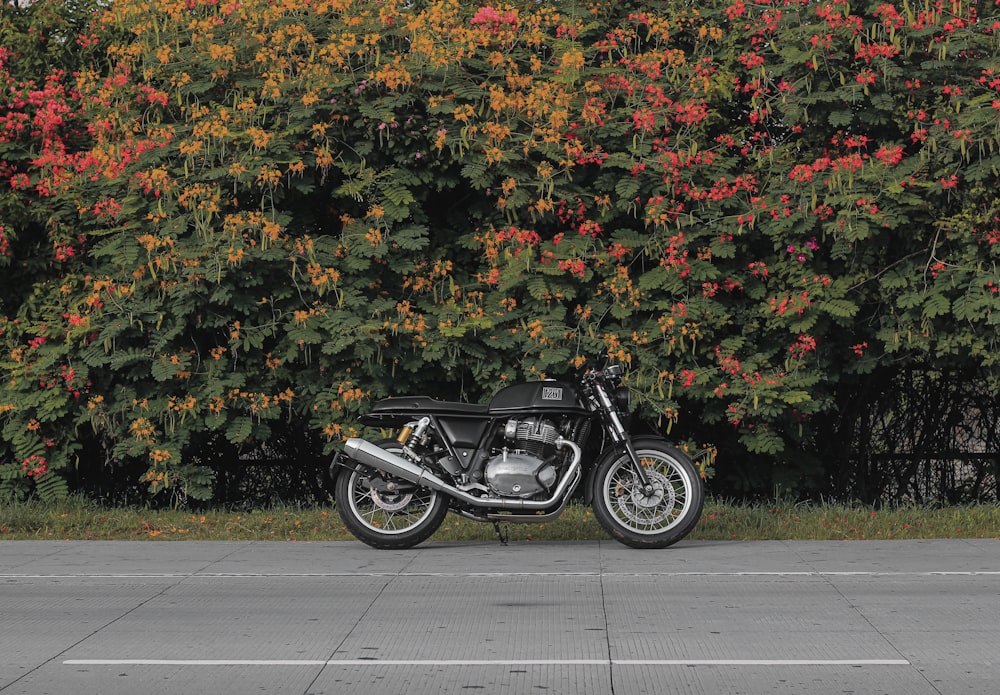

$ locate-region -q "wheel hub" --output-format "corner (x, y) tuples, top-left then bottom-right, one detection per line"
(630, 477), (666, 508)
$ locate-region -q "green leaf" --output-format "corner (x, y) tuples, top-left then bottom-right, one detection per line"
(922, 293), (950, 319)
(391, 224), (430, 251)
(460, 161), (489, 188)
(741, 429), (785, 455)
(225, 417), (253, 444)
(952, 294), (991, 321)
(380, 177), (416, 208)
(828, 110), (853, 127)
(818, 299), (859, 318)
(781, 390), (812, 405)
(614, 177), (640, 202)
(150, 357), (176, 382)
(33, 472), (69, 501)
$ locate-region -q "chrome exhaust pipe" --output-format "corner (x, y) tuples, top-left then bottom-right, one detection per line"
(343, 438), (453, 494)
(342, 437), (582, 511)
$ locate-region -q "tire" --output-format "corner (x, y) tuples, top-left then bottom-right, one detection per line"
(335, 440), (448, 549)
(591, 437), (704, 549)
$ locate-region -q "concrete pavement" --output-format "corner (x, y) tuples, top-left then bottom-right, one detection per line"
(1, 538), (998, 694)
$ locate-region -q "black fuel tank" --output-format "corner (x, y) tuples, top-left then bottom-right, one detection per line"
(488, 380), (586, 414)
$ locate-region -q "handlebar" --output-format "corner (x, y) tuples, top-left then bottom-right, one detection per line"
(577, 356), (624, 387)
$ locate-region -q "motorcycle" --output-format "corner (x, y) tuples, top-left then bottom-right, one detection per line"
(331, 355), (704, 549)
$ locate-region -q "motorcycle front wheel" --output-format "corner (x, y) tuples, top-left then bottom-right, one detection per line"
(335, 440), (448, 549)
(591, 437), (704, 549)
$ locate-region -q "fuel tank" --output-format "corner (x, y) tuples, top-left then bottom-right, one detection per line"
(488, 380), (586, 414)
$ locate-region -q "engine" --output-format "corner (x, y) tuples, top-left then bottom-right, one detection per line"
(484, 418), (563, 498)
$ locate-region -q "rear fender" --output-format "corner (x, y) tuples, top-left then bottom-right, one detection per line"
(327, 451), (349, 487)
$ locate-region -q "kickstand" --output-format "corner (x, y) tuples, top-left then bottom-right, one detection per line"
(492, 520), (509, 546)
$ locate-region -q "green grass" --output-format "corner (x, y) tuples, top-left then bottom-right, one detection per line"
(2, 497), (999, 542)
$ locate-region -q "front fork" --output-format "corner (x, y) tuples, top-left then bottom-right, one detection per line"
(595, 387), (654, 490)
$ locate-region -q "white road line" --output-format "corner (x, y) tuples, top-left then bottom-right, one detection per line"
(63, 658), (911, 667)
(614, 660), (912, 666)
(65, 660), (330, 666)
(8, 571), (1000, 579)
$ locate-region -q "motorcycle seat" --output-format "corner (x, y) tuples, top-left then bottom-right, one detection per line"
(369, 396), (490, 416)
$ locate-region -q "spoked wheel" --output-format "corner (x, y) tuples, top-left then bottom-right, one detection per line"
(335, 441), (448, 549)
(591, 437), (704, 549)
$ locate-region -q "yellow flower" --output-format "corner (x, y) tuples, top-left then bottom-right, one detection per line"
(149, 449), (172, 464)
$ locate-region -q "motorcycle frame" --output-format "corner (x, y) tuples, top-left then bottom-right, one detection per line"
(332, 370), (658, 520)
(359, 403), (593, 492)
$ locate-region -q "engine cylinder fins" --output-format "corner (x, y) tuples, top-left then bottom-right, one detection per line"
(504, 417), (560, 458)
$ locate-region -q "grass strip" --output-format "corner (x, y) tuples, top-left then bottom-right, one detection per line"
(2, 497), (999, 542)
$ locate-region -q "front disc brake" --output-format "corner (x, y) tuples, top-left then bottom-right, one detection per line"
(615, 469), (675, 524)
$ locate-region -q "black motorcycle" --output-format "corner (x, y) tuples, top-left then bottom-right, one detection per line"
(331, 356), (704, 549)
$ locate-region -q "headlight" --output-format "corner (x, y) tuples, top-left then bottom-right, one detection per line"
(613, 386), (631, 415)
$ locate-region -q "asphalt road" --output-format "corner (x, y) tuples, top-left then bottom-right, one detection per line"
(1, 538), (998, 694)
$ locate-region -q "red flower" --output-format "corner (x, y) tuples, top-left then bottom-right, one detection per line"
(22, 455), (48, 479)
(789, 334), (817, 359)
(875, 145), (904, 166)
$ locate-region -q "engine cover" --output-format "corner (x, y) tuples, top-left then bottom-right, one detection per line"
(485, 451), (557, 498)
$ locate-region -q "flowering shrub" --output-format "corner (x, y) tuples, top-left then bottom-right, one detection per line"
(0, 0), (997, 500)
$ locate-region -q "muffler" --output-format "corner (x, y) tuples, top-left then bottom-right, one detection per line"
(343, 438), (453, 494)
(341, 437), (582, 511)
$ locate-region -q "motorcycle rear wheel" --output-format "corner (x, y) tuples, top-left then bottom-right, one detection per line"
(591, 438), (704, 549)
(335, 440), (448, 549)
